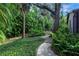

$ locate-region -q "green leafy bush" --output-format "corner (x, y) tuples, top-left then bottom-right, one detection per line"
(0, 4), (21, 38)
(6, 15), (23, 38)
(0, 30), (6, 43)
(26, 9), (52, 37)
(51, 17), (79, 56)
(26, 11), (44, 36)
(28, 29), (45, 37)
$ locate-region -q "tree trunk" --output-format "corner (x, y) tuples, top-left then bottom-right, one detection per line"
(22, 11), (26, 38)
(21, 4), (30, 38)
(51, 3), (61, 32)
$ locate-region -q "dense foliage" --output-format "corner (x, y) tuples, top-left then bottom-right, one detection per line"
(0, 4), (52, 42)
(26, 9), (52, 36)
(0, 4), (20, 38)
(51, 16), (79, 56)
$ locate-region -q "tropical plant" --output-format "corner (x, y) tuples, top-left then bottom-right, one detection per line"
(0, 4), (9, 42)
(0, 4), (21, 38)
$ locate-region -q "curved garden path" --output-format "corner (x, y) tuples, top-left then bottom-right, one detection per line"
(36, 35), (57, 56)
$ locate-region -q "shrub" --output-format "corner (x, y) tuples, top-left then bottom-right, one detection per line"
(26, 9), (52, 37)
(0, 30), (6, 43)
(28, 29), (45, 37)
(6, 15), (23, 38)
(51, 16), (79, 56)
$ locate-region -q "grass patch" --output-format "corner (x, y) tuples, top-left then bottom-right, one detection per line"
(0, 37), (44, 56)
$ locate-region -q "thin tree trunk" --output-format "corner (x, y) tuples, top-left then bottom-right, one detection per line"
(52, 3), (61, 32)
(22, 11), (26, 38)
(20, 4), (29, 38)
